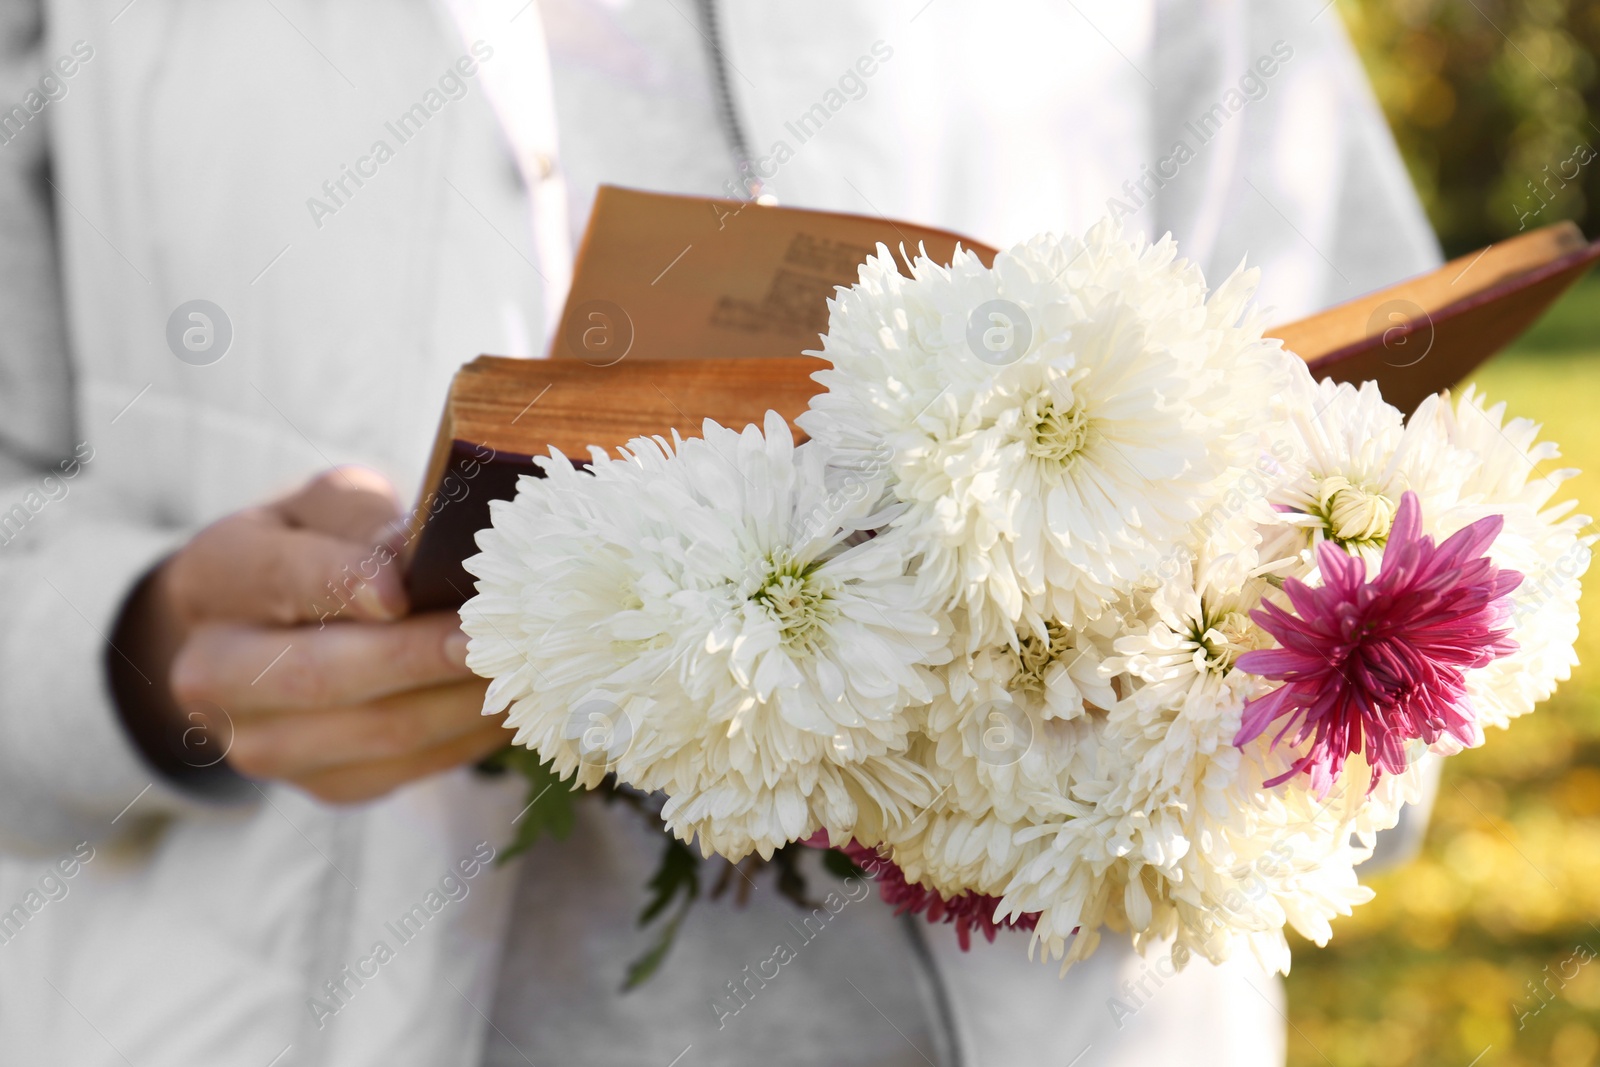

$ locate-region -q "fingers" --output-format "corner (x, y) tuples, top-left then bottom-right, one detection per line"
(274, 466), (403, 546)
(286, 721), (515, 806)
(225, 678), (497, 780)
(171, 613), (475, 712)
(164, 467), (409, 627)
(155, 461), (502, 808)
(165, 507), (407, 626)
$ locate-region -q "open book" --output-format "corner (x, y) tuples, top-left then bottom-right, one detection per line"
(403, 186), (1600, 610)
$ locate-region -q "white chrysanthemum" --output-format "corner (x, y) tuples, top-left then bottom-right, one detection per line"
(888, 613), (1116, 897)
(1408, 386), (1592, 730)
(929, 614), (1116, 819)
(1257, 367), (1466, 575)
(461, 412), (951, 860)
(799, 221), (1299, 648)
(1102, 551), (1273, 718)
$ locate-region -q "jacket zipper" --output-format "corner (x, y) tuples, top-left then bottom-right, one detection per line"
(694, 0), (766, 200)
(691, 7), (963, 1062)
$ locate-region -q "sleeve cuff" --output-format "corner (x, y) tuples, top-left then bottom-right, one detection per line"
(0, 519), (218, 851)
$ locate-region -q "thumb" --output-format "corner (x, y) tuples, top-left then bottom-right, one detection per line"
(274, 466), (405, 547)
(168, 513), (408, 628)
(163, 470), (409, 627)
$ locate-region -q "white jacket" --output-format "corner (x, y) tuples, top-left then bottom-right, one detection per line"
(0, 1), (1439, 1064)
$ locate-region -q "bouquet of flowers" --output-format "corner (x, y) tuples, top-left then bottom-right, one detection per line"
(461, 221), (1590, 979)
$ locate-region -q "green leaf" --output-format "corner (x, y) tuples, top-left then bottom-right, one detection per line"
(493, 748), (578, 864)
(621, 904), (690, 991)
(637, 834), (700, 925)
(622, 834), (702, 990)
(770, 842), (819, 911)
(820, 846), (865, 882)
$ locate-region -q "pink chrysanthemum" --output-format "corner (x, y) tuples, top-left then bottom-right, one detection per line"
(1235, 491), (1521, 794)
(807, 836), (1039, 949)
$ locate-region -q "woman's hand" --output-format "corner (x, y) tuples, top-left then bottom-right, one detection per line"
(113, 468), (513, 804)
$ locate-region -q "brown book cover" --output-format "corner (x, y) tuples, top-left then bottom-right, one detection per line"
(1267, 220), (1599, 412)
(404, 356), (823, 610)
(403, 187), (1599, 610)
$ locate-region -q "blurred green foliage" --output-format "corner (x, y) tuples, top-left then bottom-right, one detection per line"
(1284, 277), (1600, 1067)
(1342, 0), (1600, 255)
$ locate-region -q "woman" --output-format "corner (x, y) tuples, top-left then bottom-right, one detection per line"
(0, 1), (1437, 1063)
